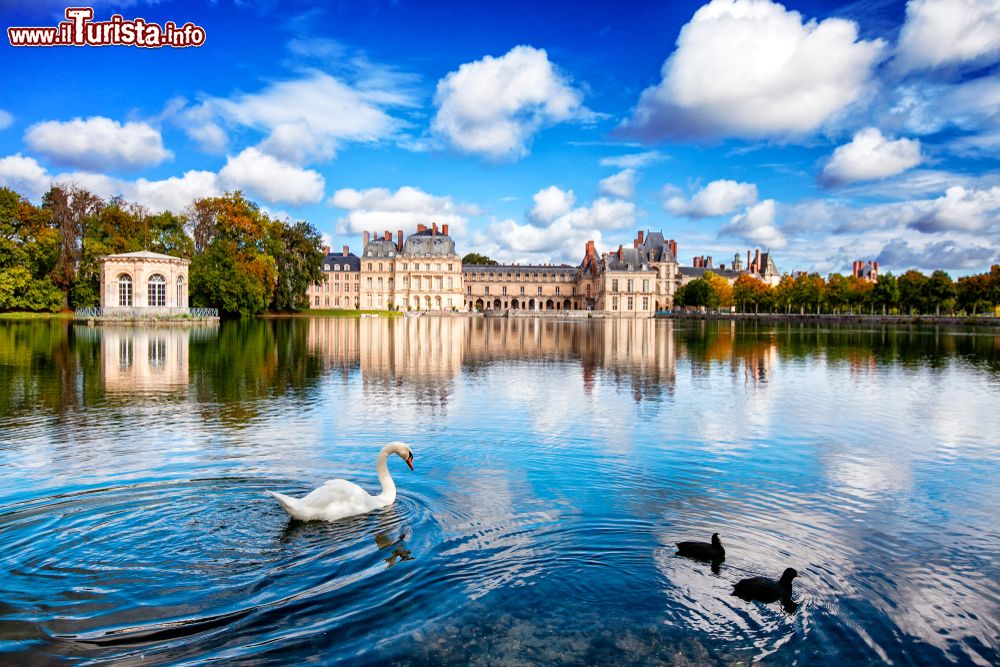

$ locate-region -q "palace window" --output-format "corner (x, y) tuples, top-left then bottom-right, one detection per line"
(643, 279), (649, 292)
(627, 279), (634, 292)
(177, 276), (185, 307)
(627, 297), (634, 310)
(642, 296), (649, 310)
(148, 274), (166, 307)
(368, 263), (372, 270)
(334, 264), (340, 270)
(612, 297), (619, 311)
(118, 274), (132, 307)
(403, 263), (408, 270)
(502, 286), (507, 296)
(314, 296), (319, 305)
(467, 286), (472, 295)
(324, 264), (329, 271)
(555, 287), (560, 295)
(447, 277), (453, 288)
(520, 286), (525, 295)
(485, 286), (490, 295)
(537, 286), (542, 295)
(612, 279), (619, 292)
(448, 264), (453, 271)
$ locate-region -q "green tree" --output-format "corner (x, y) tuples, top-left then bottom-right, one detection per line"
(0, 188), (62, 312)
(898, 270), (928, 314)
(926, 270), (956, 315)
(268, 219), (324, 311)
(733, 274), (770, 312)
(188, 192), (277, 318)
(872, 272), (899, 314)
(677, 277), (718, 308)
(957, 273), (991, 315)
(825, 273), (849, 313)
(462, 252), (498, 266)
(791, 273), (824, 314)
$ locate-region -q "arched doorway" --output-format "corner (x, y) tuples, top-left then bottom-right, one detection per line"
(435, 295), (442, 310)
(545, 299), (554, 310)
(475, 298), (484, 311)
(117, 274), (132, 307)
(528, 298), (535, 310)
(563, 299), (571, 310)
(511, 299), (519, 309)
(493, 298), (501, 309)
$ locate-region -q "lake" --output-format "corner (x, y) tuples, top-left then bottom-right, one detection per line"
(1, 317), (998, 665)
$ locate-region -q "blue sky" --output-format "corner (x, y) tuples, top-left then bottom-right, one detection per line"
(1, 0), (998, 275)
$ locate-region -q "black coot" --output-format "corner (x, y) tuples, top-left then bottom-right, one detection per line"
(732, 567), (798, 604)
(675, 532), (725, 561)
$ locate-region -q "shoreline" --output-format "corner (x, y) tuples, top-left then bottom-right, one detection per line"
(660, 311), (1000, 327)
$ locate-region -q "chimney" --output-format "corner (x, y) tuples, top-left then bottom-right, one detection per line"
(432, 222), (438, 236)
(637, 230), (644, 245)
(442, 223), (449, 236)
(671, 240), (678, 259)
(342, 245), (349, 256)
(397, 230), (403, 251)
(754, 249), (761, 273)
(633, 238), (640, 249)
(363, 231), (370, 249)
(323, 245), (330, 255)
(748, 250), (752, 271)
(417, 223), (427, 233)
(617, 244), (623, 260)
(707, 256), (713, 269)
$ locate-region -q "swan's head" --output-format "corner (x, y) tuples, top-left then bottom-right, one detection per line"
(389, 442), (415, 471)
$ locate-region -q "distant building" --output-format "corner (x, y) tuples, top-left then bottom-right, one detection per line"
(306, 227), (782, 316)
(852, 260), (879, 283)
(99, 251), (190, 314)
(307, 245), (360, 309)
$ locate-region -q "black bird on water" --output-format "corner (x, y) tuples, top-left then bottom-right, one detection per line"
(675, 532), (726, 562)
(732, 567), (798, 604)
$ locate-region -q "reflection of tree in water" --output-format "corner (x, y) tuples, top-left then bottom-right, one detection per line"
(374, 531), (413, 568)
(188, 319), (325, 425)
(0, 320), (102, 417)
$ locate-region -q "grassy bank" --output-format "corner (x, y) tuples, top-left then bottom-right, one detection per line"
(261, 309), (403, 318)
(0, 311), (73, 320)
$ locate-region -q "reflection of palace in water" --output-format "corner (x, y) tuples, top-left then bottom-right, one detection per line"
(99, 325), (217, 393)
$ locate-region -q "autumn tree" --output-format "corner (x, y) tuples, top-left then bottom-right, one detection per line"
(703, 271), (733, 309)
(0, 188), (62, 312)
(733, 274), (770, 313)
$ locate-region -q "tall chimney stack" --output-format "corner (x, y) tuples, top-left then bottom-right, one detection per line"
(634, 238), (640, 249)
(442, 223), (449, 236)
(754, 249), (761, 272)
(343, 245), (349, 256)
(432, 222), (438, 236)
(397, 229), (403, 251)
(323, 245), (330, 255)
(363, 231), (370, 249)
(670, 239), (677, 259)
(637, 230), (644, 245)
(748, 250), (752, 272)
(417, 223), (427, 233)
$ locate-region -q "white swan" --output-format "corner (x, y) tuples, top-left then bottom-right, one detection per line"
(267, 442), (414, 521)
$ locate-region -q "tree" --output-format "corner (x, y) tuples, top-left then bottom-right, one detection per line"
(42, 186), (103, 308)
(825, 273), (849, 313)
(268, 219), (324, 311)
(703, 271), (733, 309)
(898, 270), (928, 314)
(957, 273), (991, 315)
(462, 252), (498, 266)
(925, 270), (956, 315)
(733, 274), (770, 312)
(677, 277), (718, 308)
(0, 188), (61, 312)
(791, 273), (824, 314)
(872, 272), (899, 314)
(188, 192), (278, 317)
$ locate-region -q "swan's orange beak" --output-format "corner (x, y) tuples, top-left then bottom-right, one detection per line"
(405, 453), (414, 471)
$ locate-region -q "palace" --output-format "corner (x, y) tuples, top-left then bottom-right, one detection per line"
(306, 225), (779, 315)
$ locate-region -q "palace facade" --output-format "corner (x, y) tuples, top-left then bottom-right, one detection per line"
(306, 225), (779, 315)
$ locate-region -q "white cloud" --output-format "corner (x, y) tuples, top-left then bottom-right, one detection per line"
(529, 185), (577, 222)
(895, 0), (1000, 73)
(0, 110), (12, 130)
(432, 45), (589, 160)
(180, 68), (413, 162)
(599, 151), (667, 169)
(665, 179), (758, 218)
(218, 148), (325, 206)
(598, 169), (637, 199)
(877, 237), (999, 271)
(720, 199), (786, 248)
(24, 116), (171, 171)
(0, 153), (51, 197)
(909, 185), (1000, 233)
(132, 170), (222, 213)
(257, 120), (336, 164)
(821, 127), (922, 187)
(329, 185), (480, 237)
(624, 0), (884, 140)
(484, 186), (637, 262)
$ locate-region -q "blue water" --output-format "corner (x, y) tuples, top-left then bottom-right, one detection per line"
(0, 317), (998, 665)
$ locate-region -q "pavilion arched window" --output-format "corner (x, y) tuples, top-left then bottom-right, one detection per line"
(176, 275), (185, 307)
(148, 274), (166, 307)
(118, 274), (133, 307)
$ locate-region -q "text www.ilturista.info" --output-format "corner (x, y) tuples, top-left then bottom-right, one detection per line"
(8, 7), (206, 48)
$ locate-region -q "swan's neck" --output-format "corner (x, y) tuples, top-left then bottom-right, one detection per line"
(375, 448), (396, 504)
